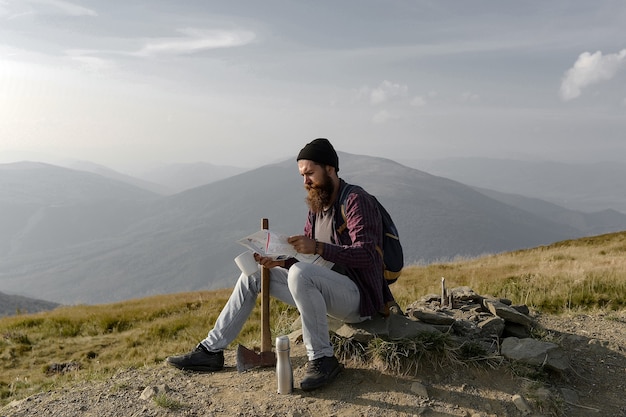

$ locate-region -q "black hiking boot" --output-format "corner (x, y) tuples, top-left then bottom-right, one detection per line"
(300, 355), (343, 391)
(166, 344), (224, 372)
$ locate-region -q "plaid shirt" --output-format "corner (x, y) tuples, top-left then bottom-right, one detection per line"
(303, 179), (395, 317)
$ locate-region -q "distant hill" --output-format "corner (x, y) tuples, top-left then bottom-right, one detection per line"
(0, 291), (59, 316)
(66, 160), (170, 195)
(0, 162), (160, 257)
(0, 153), (621, 305)
(0, 161), (159, 205)
(407, 157), (626, 214)
(136, 162), (248, 194)
(474, 187), (626, 236)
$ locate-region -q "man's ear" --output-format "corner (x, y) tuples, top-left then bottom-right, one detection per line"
(325, 165), (337, 177)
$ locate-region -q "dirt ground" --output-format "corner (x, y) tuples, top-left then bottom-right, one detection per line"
(2, 311), (625, 417)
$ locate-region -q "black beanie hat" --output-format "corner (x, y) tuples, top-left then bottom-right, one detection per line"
(296, 138), (339, 171)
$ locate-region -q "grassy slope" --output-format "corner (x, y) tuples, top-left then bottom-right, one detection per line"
(1, 231), (625, 404)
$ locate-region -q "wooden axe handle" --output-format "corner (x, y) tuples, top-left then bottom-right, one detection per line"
(261, 218), (271, 353)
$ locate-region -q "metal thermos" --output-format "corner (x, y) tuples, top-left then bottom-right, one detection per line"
(276, 335), (293, 394)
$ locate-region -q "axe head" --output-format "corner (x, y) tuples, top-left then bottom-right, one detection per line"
(236, 344), (276, 372)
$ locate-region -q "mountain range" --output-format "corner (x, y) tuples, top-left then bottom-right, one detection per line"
(1, 154), (624, 306)
(408, 157), (626, 214)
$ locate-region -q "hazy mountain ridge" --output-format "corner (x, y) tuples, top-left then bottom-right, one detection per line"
(0, 291), (59, 316)
(1, 154), (624, 305)
(136, 162), (248, 194)
(409, 157), (626, 214)
(474, 187), (626, 236)
(0, 162), (160, 258)
(0, 161), (159, 205)
(66, 160), (171, 195)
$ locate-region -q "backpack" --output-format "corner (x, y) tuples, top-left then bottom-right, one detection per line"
(336, 184), (404, 284)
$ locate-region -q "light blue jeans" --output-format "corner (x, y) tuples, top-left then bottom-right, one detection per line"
(200, 262), (364, 360)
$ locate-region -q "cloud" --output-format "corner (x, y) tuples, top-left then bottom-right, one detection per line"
(370, 80), (408, 105)
(135, 28), (256, 57)
(560, 49), (626, 101)
(356, 80), (408, 106)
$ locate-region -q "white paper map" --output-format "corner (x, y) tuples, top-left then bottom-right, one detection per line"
(237, 230), (334, 269)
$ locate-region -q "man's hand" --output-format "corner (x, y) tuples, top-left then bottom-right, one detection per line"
(253, 253), (285, 269)
(287, 235), (317, 255)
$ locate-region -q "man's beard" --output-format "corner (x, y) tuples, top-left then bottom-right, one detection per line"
(305, 172), (335, 213)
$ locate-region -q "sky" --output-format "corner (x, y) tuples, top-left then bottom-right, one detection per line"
(1, 0), (625, 174)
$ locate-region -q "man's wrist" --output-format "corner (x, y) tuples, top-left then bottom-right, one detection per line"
(315, 239), (322, 255)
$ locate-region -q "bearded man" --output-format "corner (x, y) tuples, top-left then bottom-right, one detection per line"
(167, 138), (396, 391)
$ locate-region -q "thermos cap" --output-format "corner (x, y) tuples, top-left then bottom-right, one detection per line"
(276, 335), (290, 351)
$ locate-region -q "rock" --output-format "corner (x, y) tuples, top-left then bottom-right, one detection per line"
(407, 308), (456, 325)
(512, 393), (533, 415)
(410, 381), (429, 398)
(140, 384), (170, 401)
(483, 298), (533, 327)
(451, 319), (481, 338)
(287, 329), (304, 343)
(478, 316), (505, 338)
(498, 297), (513, 306)
(503, 322), (532, 339)
(335, 313), (439, 343)
(511, 304), (530, 315)
(327, 316), (345, 332)
(140, 386), (158, 401)
(449, 286), (480, 301)
(501, 337), (570, 372)
(460, 304), (483, 313)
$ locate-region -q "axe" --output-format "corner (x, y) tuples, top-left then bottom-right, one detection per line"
(236, 218), (276, 371)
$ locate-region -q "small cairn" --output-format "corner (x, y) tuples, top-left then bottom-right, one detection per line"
(333, 277), (569, 372)
(406, 277), (534, 343)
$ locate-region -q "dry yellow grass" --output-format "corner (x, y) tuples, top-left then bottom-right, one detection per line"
(1, 231), (625, 405)
(393, 231), (626, 313)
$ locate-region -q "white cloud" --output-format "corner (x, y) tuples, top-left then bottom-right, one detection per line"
(135, 28), (256, 57)
(560, 49), (626, 101)
(369, 80), (408, 105)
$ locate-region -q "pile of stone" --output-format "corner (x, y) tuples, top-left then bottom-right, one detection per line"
(333, 284), (570, 373)
(406, 285), (534, 340)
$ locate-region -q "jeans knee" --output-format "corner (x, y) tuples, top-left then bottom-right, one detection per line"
(287, 263), (313, 294)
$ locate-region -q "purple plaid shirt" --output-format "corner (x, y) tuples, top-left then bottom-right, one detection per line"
(301, 179), (395, 317)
